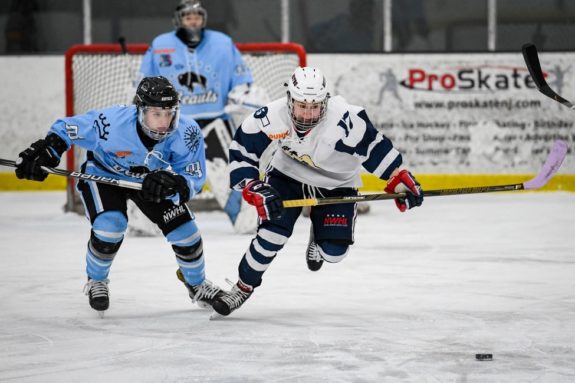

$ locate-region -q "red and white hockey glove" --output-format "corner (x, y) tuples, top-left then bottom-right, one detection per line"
(242, 179), (284, 220)
(384, 169), (424, 212)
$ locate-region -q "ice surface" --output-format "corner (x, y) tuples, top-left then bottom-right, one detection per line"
(1, 191), (575, 382)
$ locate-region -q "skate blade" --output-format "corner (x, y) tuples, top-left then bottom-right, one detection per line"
(209, 312), (224, 320)
(97, 310), (106, 319)
(196, 301), (213, 310)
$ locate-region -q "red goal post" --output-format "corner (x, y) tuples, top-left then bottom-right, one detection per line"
(64, 42), (306, 212)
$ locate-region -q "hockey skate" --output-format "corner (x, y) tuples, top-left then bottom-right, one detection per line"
(212, 280), (253, 316)
(83, 278), (110, 316)
(176, 269), (227, 309)
(306, 227), (323, 271)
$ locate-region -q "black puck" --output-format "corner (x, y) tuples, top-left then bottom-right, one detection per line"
(475, 353), (493, 361)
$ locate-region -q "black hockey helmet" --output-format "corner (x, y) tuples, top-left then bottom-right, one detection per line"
(135, 76), (180, 141)
(135, 76), (179, 109)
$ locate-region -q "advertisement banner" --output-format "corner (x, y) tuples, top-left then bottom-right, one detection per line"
(314, 53), (574, 174)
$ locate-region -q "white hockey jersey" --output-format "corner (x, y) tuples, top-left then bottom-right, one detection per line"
(229, 95), (402, 190)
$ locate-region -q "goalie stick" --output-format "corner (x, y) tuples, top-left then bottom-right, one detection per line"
(282, 140), (568, 208)
(522, 43), (575, 109)
(0, 158), (142, 190)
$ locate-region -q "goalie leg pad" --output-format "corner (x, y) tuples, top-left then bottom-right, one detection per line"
(86, 211), (127, 280)
(167, 221), (205, 286)
(317, 240), (350, 264)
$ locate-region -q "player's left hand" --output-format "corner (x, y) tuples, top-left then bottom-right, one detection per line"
(384, 169), (424, 212)
(141, 170), (190, 203)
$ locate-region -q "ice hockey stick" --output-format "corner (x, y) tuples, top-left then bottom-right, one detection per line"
(282, 140), (567, 207)
(522, 43), (575, 109)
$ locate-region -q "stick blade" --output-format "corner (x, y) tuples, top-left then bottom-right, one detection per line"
(523, 140), (568, 190)
(522, 43), (547, 89)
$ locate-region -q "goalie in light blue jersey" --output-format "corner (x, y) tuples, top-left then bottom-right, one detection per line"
(140, 0), (257, 233)
(14, 76), (227, 316)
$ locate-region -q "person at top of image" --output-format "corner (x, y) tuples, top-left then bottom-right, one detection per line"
(210, 67), (424, 317)
(140, 0), (259, 234)
(14, 76), (228, 316)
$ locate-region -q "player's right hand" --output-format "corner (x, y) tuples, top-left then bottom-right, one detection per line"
(242, 179), (284, 220)
(141, 170), (190, 204)
(15, 135), (63, 181)
(384, 169), (424, 212)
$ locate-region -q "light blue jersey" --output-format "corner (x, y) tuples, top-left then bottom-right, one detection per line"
(140, 30), (252, 121)
(49, 105), (206, 197)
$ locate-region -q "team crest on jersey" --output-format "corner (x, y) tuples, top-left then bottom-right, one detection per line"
(159, 54), (172, 67)
(184, 127), (201, 153)
(178, 71), (207, 92)
(281, 146), (319, 168)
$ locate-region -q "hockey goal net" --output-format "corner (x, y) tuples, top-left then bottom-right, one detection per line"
(64, 42), (306, 213)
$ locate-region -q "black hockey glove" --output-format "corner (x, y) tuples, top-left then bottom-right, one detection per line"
(242, 179), (284, 220)
(15, 134), (67, 181)
(141, 170), (190, 203)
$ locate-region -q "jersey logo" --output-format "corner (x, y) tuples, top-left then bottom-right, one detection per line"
(267, 131), (289, 140)
(114, 151), (132, 158)
(178, 72), (207, 92)
(159, 54), (172, 67)
(184, 127), (201, 153)
(281, 146), (319, 169)
(254, 106), (270, 127)
(94, 113), (111, 141)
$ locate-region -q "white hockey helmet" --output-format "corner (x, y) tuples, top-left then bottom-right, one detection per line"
(286, 67), (329, 132)
(173, 0), (207, 46)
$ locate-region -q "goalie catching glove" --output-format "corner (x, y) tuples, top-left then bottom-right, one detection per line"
(242, 179), (284, 220)
(15, 134), (68, 181)
(141, 170), (190, 204)
(384, 169), (424, 212)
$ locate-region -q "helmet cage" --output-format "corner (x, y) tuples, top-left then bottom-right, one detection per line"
(287, 93), (329, 133)
(138, 106), (180, 141)
(286, 67), (329, 132)
(173, 0), (207, 35)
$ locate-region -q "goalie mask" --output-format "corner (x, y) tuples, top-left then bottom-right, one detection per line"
(173, 0), (207, 47)
(135, 76), (180, 141)
(286, 67), (329, 133)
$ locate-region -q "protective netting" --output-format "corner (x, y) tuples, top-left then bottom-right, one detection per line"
(65, 44), (305, 213)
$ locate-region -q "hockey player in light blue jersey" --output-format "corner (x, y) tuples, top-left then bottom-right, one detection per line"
(15, 76), (227, 316)
(211, 67), (424, 316)
(140, 0), (257, 234)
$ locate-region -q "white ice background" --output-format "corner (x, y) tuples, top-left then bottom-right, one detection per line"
(1, 191), (574, 382)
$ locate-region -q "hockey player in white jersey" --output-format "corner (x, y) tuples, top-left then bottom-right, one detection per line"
(140, 0), (259, 234)
(212, 67), (424, 316)
(15, 76), (226, 316)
